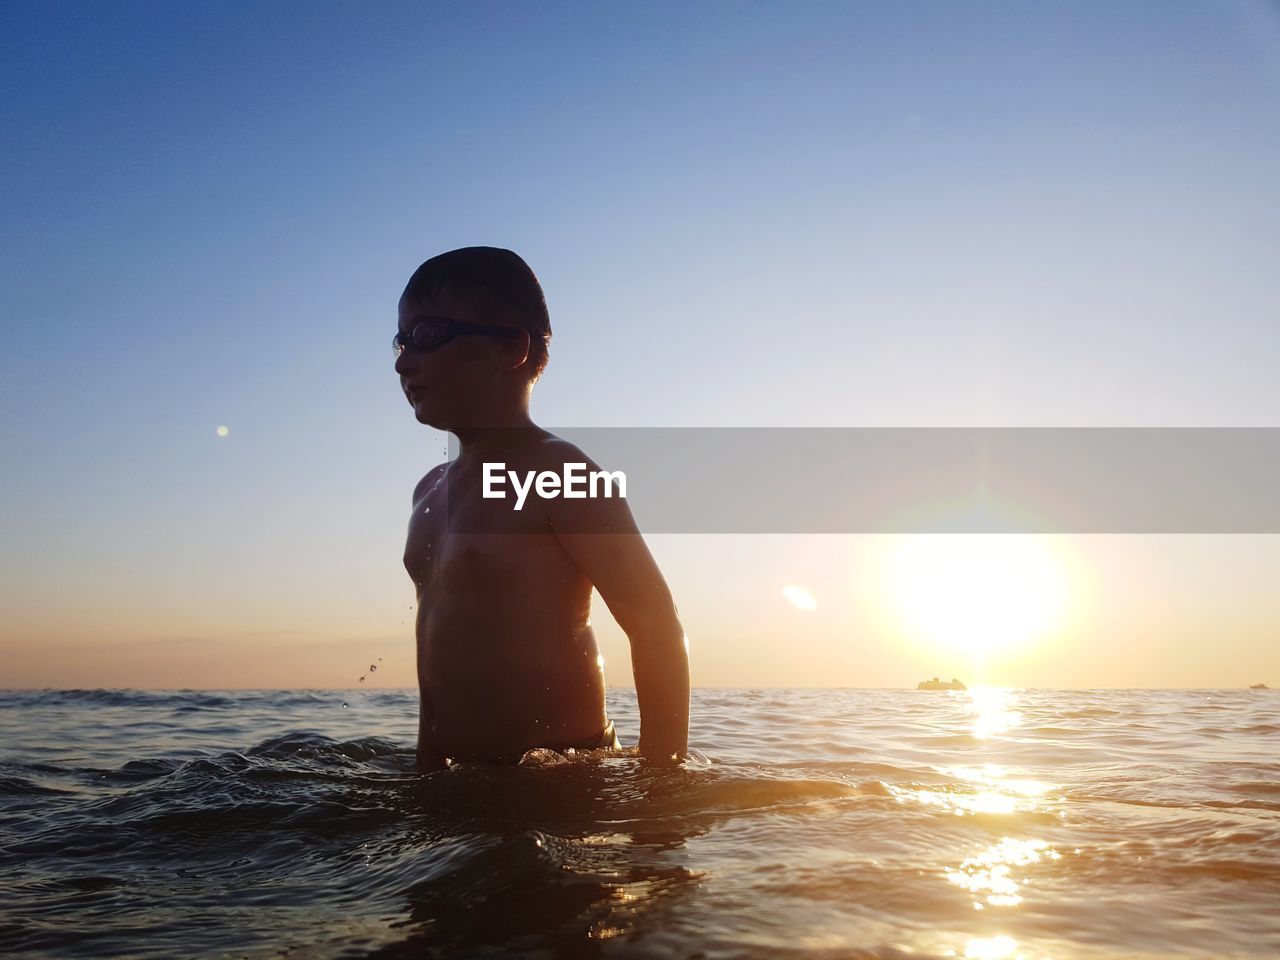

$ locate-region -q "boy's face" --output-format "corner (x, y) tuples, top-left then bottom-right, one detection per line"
(395, 287), (513, 429)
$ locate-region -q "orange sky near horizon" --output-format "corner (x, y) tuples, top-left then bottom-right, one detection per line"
(4, 534), (1277, 690)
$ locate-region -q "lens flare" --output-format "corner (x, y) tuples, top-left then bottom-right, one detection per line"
(781, 585), (817, 610)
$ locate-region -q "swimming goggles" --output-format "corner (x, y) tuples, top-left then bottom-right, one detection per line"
(393, 317), (525, 356)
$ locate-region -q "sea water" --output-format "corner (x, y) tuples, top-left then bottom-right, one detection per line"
(2, 687), (1278, 958)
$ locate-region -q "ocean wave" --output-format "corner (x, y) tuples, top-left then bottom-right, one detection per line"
(3, 688), (1280, 958)
(0, 775), (73, 798)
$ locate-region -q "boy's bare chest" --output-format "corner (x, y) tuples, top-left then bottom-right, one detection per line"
(403, 468), (558, 597)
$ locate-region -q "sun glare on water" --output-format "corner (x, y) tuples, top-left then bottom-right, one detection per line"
(885, 535), (1067, 666)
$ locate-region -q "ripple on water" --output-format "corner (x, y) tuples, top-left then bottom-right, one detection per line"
(1, 688), (1278, 959)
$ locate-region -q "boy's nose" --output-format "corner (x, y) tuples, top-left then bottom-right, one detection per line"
(394, 348), (414, 376)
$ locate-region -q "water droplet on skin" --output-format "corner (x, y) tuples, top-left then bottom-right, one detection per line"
(359, 676), (365, 683)
(369, 664), (377, 672)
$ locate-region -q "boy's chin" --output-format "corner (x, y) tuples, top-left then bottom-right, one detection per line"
(414, 405), (450, 431)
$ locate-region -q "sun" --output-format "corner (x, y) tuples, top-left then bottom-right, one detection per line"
(885, 535), (1067, 663)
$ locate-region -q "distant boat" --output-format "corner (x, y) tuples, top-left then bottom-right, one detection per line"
(917, 676), (967, 691)
(1250, 682), (1269, 690)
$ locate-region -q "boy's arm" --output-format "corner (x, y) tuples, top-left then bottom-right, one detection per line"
(540, 444), (690, 764)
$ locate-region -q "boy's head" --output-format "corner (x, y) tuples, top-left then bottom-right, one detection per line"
(395, 247), (551, 428)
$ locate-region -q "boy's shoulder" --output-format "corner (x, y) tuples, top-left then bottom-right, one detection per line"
(411, 462), (450, 505)
(525, 430), (597, 468)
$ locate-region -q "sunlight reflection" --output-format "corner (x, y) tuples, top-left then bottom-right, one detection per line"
(966, 687), (1023, 739)
(888, 783), (1035, 817)
(948, 764), (1052, 798)
(947, 837), (1061, 908)
(962, 934), (1021, 959)
(969, 792), (1018, 815)
(891, 740), (1056, 819)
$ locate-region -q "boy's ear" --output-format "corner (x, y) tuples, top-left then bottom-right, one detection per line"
(495, 328), (531, 372)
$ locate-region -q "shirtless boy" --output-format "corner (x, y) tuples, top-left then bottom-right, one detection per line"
(393, 246), (690, 771)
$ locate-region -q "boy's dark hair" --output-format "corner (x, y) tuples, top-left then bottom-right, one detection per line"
(402, 246), (551, 380)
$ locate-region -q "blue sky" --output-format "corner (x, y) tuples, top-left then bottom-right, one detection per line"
(2, 1), (1279, 687)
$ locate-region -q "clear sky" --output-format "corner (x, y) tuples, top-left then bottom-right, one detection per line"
(3, 1), (1279, 689)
